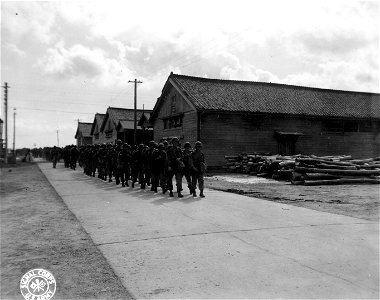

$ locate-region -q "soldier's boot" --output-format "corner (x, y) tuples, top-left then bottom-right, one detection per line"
(162, 187), (167, 194)
(193, 190), (197, 197)
(116, 178), (120, 185)
(150, 185), (155, 191)
(178, 190), (183, 198)
(154, 187), (158, 193)
(125, 180), (129, 187)
(131, 181), (135, 188)
(121, 181), (125, 187)
(200, 190), (205, 198)
(140, 183), (145, 189)
(108, 177), (112, 183)
(188, 185), (193, 194)
(169, 190), (174, 197)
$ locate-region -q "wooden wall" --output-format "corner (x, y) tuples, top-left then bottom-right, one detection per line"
(201, 113), (380, 167)
(153, 84), (198, 146)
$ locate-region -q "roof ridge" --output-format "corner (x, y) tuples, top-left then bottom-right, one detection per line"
(108, 106), (152, 111)
(170, 73), (380, 95)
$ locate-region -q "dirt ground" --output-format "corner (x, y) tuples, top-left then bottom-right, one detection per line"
(0, 162), (133, 300)
(205, 173), (379, 222)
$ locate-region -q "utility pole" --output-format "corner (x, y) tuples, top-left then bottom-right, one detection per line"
(2, 82), (9, 164)
(57, 130), (59, 147)
(13, 108), (16, 155)
(128, 79), (143, 145)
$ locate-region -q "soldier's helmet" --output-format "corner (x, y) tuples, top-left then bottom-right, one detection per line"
(158, 143), (165, 149)
(171, 137), (179, 144)
(195, 141), (203, 148)
(138, 144), (144, 149)
(124, 143), (131, 149)
(116, 139), (122, 145)
(163, 140), (169, 147)
(184, 142), (191, 149)
(153, 142), (159, 148)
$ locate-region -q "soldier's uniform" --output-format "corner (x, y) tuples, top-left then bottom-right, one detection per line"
(166, 138), (184, 198)
(51, 146), (59, 168)
(189, 141), (206, 197)
(116, 143), (131, 187)
(98, 144), (107, 180)
(91, 145), (99, 177)
(182, 142), (194, 194)
(105, 144), (115, 182)
(150, 142), (164, 193)
(70, 145), (79, 170)
(131, 144), (144, 188)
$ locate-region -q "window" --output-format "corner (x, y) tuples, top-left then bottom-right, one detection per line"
(105, 130), (113, 138)
(162, 115), (183, 130)
(171, 95), (176, 114)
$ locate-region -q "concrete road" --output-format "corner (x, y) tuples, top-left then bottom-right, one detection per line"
(39, 162), (379, 299)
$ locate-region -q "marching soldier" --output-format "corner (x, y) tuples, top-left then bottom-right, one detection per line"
(91, 144), (99, 177)
(105, 144), (115, 182)
(166, 137), (184, 198)
(70, 145), (79, 170)
(190, 141), (206, 197)
(150, 142), (164, 193)
(117, 143), (131, 187)
(51, 146), (59, 168)
(182, 142), (194, 194)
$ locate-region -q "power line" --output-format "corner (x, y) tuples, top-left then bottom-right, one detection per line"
(11, 106), (95, 114)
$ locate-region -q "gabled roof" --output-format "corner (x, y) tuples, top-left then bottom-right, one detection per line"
(100, 107), (152, 132)
(75, 122), (92, 139)
(90, 113), (106, 135)
(116, 120), (135, 131)
(151, 73), (380, 120)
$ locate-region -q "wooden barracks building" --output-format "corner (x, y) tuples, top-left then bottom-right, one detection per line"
(76, 107), (153, 146)
(150, 73), (380, 167)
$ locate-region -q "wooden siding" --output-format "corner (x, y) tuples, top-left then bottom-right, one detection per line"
(201, 113), (380, 167)
(153, 83), (198, 145)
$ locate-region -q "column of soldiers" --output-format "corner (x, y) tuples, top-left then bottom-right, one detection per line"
(59, 138), (206, 198)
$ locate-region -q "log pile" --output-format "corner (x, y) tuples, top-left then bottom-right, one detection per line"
(292, 156), (380, 185)
(224, 153), (380, 185)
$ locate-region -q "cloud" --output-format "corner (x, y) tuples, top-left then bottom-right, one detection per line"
(35, 42), (135, 87)
(3, 43), (25, 56)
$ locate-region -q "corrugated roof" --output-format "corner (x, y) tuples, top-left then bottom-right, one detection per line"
(168, 73), (380, 119)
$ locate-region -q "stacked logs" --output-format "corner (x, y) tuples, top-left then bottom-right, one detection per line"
(292, 156), (380, 185)
(224, 153), (380, 185)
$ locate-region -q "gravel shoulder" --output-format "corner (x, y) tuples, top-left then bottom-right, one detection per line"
(0, 162), (133, 300)
(205, 173), (379, 222)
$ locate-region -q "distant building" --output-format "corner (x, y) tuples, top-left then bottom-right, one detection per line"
(75, 122), (93, 147)
(90, 113), (106, 144)
(150, 73), (380, 167)
(99, 107), (153, 145)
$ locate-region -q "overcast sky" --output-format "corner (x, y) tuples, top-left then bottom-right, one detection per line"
(1, 0), (379, 148)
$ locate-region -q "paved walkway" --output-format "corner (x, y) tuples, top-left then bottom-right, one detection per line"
(39, 162), (379, 299)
